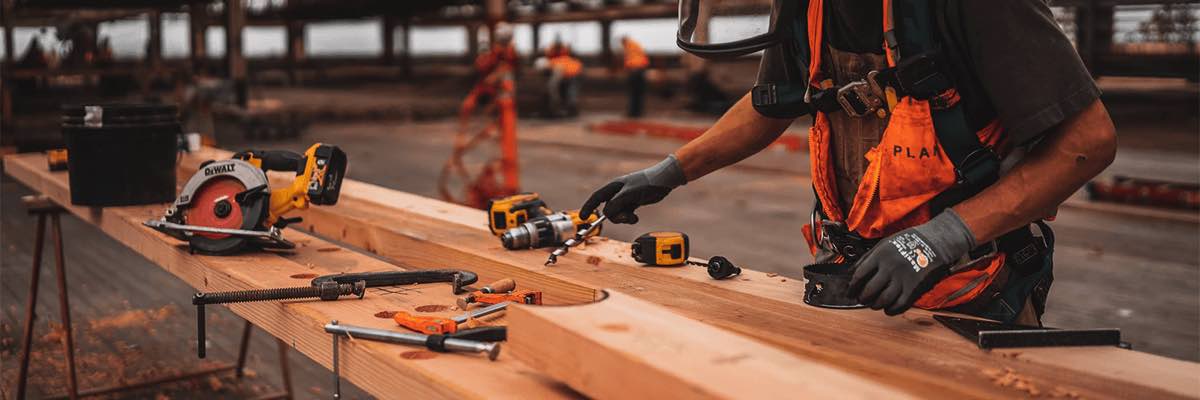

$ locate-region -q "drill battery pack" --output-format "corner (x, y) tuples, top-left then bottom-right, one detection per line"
(487, 193), (550, 236)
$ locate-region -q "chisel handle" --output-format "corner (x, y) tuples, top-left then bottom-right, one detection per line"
(481, 278), (516, 294)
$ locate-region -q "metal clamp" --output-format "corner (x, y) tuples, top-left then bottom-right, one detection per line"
(836, 80), (884, 118)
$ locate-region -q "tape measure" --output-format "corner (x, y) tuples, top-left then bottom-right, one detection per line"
(47, 149), (69, 171)
(631, 231), (689, 266)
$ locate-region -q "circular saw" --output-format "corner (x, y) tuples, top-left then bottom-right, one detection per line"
(146, 143), (347, 254)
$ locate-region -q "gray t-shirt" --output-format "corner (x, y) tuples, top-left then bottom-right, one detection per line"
(826, 0), (1100, 144)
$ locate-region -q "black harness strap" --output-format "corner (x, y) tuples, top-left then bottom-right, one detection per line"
(892, 0), (1000, 213)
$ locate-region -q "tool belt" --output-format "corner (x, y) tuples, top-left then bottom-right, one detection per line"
(808, 53), (957, 118)
(812, 207), (1054, 323)
(950, 222), (1055, 324)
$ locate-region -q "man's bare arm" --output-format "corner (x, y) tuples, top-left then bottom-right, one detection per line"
(954, 99), (1117, 243)
(674, 92), (797, 181)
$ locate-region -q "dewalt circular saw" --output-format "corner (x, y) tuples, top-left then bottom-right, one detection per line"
(145, 143), (347, 254)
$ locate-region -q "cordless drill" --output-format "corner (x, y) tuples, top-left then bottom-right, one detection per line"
(500, 210), (600, 250)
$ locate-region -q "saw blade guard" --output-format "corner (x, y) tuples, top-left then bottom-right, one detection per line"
(171, 159), (271, 253)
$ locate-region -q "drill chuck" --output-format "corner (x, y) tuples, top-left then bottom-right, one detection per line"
(500, 213), (576, 250)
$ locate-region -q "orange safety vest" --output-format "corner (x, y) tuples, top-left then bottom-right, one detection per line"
(623, 40), (650, 70)
(801, 0), (1011, 310)
(550, 55), (583, 78)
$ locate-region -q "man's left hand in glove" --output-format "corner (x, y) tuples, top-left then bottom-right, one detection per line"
(847, 209), (978, 316)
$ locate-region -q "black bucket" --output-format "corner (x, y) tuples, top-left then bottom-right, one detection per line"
(803, 263), (867, 309)
(61, 104), (180, 206)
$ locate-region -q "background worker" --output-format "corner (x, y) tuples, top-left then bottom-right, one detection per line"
(620, 36), (650, 118)
(460, 22), (518, 124)
(541, 41), (583, 118)
(580, 0), (1117, 325)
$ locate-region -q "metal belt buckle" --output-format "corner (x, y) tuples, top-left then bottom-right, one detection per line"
(836, 80), (883, 118)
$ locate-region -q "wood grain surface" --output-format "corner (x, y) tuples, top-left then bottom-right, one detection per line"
(168, 148), (1200, 399)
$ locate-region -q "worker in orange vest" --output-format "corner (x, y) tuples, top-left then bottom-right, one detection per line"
(457, 22), (520, 200)
(540, 41), (583, 118)
(580, 0), (1116, 325)
(621, 36), (651, 118)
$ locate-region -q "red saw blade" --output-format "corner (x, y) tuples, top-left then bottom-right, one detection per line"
(185, 177), (248, 240)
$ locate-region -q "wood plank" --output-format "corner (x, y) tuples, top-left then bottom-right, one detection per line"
(508, 291), (910, 400)
(2, 153), (574, 400)
(174, 147), (1200, 399)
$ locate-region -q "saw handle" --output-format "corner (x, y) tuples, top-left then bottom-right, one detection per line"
(235, 150), (306, 174)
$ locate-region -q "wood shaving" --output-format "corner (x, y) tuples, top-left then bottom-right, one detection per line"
(766, 273), (778, 277)
(983, 367), (1041, 396)
(88, 305), (178, 332)
(317, 247), (341, 252)
(1049, 387), (1082, 398)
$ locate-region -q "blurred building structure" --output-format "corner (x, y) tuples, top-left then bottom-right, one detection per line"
(1, 0), (1196, 150)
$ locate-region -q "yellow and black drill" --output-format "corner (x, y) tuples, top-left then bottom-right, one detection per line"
(499, 210), (600, 250)
(487, 193), (551, 236)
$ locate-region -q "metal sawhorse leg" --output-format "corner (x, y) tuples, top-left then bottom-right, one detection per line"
(14, 195), (294, 399)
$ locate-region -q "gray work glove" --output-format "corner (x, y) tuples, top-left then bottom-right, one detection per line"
(580, 155), (687, 224)
(847, 209), (977, 315)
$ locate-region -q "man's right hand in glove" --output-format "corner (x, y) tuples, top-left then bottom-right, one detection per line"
(579, 154), (687, 224)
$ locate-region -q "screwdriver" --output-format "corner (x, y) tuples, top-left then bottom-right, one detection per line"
(545, 214), (607, 266)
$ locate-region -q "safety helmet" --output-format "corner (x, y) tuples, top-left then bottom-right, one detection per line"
(494, 22), (514, 44)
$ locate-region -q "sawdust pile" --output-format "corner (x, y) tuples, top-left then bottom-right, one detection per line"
(88, 305), (178, 332)
(0, 305), (273, 399)
(983, 367), (1041, 396)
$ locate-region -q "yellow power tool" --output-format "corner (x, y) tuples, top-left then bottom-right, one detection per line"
(499, 209), (600, 250)
(145, 143), (347, 254)
(632, 231), (690, 266)
(487, 193), (551, 236)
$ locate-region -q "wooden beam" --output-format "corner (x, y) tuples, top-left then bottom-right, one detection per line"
(225, 0), (247, 107)
(381, 16), (395, 66)
(286, 19), (304, 84)
(599, 19), (613, 69)
(3, 0), (14, 65)
(1, 152), (575, 400)
(466, 23), (479, 63)
(147, 10), (162, 66)
(530, 22), (541, 53)
(189, 1), (207, 71)
(509, 291), (910, 399)
(400, 20), (411, 78)
(173, 148), (1200, 400)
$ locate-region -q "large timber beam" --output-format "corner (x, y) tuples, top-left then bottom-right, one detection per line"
(509, 291), (909, 400)
(1, 153), (573, 400)
(173, 147), (1200, 400)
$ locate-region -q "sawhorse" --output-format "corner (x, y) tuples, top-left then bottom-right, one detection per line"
(14, 195), (294, 399)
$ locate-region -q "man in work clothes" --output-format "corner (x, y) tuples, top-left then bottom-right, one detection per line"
(580, 0), (1116, 325)
(621, 36), (651, 118)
